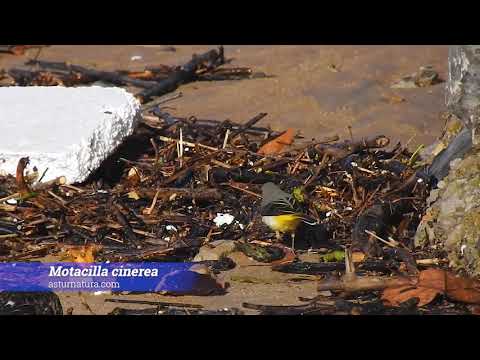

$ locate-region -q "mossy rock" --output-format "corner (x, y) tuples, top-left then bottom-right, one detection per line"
(415, 152), (480, 276)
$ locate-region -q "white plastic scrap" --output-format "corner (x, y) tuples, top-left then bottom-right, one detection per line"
(213, 213), (235, 227)
(235, 221), (245, 230)
(130, 55), (143, 61)
(0, 86), (140, 183)
(166, 225), (177, 232)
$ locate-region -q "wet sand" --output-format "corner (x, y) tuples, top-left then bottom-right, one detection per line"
(1, 45), (448, 147)
(0, 45), (449, 314)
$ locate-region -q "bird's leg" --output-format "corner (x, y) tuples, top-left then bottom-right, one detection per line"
(291, 232), (295, 251)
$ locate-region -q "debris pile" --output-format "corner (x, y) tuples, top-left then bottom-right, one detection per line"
(1, 46), (479, 315)
(0, 107), (430, 261)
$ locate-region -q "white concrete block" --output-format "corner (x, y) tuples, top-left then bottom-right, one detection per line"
(0, 86), (141, 183)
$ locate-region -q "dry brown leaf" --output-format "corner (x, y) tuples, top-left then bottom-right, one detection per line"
(445, 272), (480, 304)
(257, 128), (295, 155)
(127, 191), (141, 200)
(381, 268), (446, 307)
(381, 284), (440, 307)
(381, 268), (480, 308)
(352, 252), (366, 263)
(470, 305), (480, 315)
(65, 244), (102, 263)
(417, 268), (446, 291)
(127, 167), (141, 186)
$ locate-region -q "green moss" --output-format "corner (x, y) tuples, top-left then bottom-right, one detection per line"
(416, 152), (480, 276)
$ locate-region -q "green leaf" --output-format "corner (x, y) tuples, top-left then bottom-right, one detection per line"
(292, 187), (305, 204)
(320, 250), (345, 262)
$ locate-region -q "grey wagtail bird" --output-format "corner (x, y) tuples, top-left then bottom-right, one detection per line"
(260, 182), (317, 250)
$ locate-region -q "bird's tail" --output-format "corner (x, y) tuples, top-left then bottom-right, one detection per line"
(298, 215), (319, 226)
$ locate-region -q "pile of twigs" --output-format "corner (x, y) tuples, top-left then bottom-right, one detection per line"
(3, 46), (268, 104)
(0, 104), (429, 264)
(0, 45), (451, 315)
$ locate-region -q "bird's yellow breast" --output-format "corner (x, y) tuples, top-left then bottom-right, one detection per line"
(262, 214), (302, 233)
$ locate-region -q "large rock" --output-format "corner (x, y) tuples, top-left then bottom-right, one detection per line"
(0, 86), (140, 183)
(415, 46), (480, 276)
(415, 152), (480, 276)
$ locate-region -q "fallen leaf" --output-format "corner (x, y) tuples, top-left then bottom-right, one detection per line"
(258, 128), (295, 155)
(419, 268), (447, 292)
(352, 252), (366, 263)
(127, 167), (141, 185)
(381, 268), (445, 307)
(292, 187), (305, 203)
(470, 305), (480, 315)
(382, 268), (480, 308)
(382, 284), (440, 307)
(127, 191), (141, 200)
(319, 250), (345, 262)
(235, 242), (284, 263)
(270, 246), (296, 267)
(64, 244), (102, 263)
(445, 272), (480, 304)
